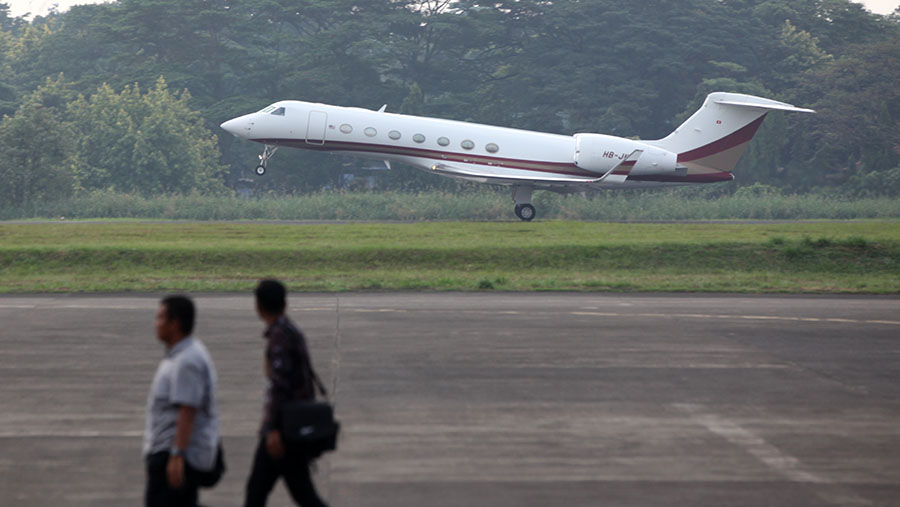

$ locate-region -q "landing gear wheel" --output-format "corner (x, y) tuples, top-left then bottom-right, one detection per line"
(254, 145), (277, 176)
(515, 203), (535, 222)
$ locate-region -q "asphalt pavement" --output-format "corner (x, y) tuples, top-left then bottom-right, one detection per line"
(1, 293), (898, 506)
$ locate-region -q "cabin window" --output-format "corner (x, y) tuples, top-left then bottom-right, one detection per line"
(388, 130), (401, 140)
(437, 137), (450, 146)
(271, 107), (285, 116)
(461, 140), (475, 150)
(413, 134), (426, 143)
(485, 143), (500, 153)
(340, 124), (353, 134)
(364, 127), (377, 137)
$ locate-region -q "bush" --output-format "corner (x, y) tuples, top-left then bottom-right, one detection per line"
(733, 183), (782, 198)
(843, 167), (900, 198)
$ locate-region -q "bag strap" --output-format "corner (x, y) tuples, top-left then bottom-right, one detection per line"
(308, 360), (328, 399)
(298, 337), (328, 399)
(286, 320), (329, 400)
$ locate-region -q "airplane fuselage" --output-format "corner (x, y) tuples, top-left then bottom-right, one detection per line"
(221, 93), (813, 220)
(221, 101), (719, 188)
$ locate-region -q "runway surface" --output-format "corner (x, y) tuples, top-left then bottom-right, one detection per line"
(1, 293), (899, 506)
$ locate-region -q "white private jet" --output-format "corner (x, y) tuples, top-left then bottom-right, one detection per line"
(221, 92), (813, 221)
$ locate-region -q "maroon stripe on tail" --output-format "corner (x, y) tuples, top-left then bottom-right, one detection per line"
(677, 115), (767, 163)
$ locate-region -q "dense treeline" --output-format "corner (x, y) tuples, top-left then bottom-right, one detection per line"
(0, 0), (899, 206)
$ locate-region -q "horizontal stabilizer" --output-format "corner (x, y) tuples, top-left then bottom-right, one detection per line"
(713, 97), (815, 114)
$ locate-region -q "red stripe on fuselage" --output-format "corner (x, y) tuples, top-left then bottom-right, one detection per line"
(254, 138), (595, 177)
(252, 138), (732, 184)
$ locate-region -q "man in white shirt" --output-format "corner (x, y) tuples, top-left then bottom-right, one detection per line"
(143, 295), (220, 507)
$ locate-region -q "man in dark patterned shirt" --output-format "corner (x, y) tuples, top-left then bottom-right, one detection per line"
(244, 279), (328, 507)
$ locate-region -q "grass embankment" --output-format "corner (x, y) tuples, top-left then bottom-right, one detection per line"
(2, 190), (900, 221)
(1, 221), (898, 293)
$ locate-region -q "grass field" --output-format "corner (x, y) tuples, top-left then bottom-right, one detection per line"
(1, 221), (898, 293)
(3, 190), (900, 221)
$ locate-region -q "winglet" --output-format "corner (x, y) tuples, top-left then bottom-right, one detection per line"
(377, 104), (387, 113)
(599, 150), (642, 183)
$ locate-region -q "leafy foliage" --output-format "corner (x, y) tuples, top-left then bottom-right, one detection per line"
(67, 77), (226, 195)
(0, 76), (76, 206)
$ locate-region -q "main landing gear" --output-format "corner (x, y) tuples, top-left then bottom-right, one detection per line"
(512, 185), (535, 222)
(254, 145), (278, 176)
(515, 204), (536, 221)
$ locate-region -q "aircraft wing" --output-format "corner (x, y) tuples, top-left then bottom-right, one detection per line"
(600, 150), (642, 183)
(430, 150), (642, 186)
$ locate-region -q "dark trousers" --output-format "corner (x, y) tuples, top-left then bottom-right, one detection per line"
(244, 438), (328, 507)
(145, 451), (199, 507)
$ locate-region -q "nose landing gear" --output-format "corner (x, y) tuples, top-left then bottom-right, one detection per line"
(254, 145), (278, 176)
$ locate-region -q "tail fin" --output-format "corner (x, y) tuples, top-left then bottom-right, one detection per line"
(647, 92), (814, 174)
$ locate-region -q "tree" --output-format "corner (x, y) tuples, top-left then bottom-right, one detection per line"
(67, 77), (227, 195)
(0, 2), (25, 34)
(797, 36), (900, 188)
(0, 25), (17, 117)
(0, 77), (77, 207)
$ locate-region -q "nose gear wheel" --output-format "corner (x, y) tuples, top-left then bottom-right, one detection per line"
(254, 145), (278, 176)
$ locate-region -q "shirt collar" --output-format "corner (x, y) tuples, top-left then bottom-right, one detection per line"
(263, 315), (289, 339)
(166, 335), (194, 358)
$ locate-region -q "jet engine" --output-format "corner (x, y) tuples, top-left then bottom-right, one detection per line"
(574, 134), (682, 176)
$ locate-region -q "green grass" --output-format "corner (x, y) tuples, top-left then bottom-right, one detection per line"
(2, 190), (900, 221)
(1, 221), (898, 293)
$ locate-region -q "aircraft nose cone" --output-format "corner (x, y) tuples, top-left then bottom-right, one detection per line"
(220, 118), (240, 136)
(220, 116), (251, 138)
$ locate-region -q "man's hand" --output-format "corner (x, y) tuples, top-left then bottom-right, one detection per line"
(266, 430), (285, 460)
(167, 454), (185, 489)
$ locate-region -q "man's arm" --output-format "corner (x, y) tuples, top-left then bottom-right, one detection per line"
(167, 405), (196, 489)
(265, 328), (296, 432)
(167, 357), (205, 489)
(166, 405), (197, 489)
(265, 327), (303, 459)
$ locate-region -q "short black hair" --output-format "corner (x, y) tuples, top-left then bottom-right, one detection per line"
(255, 279), (287, 315)
(161, 295), (195, 336)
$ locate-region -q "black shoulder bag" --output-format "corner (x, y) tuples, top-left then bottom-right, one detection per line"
(194, 441), (226, 488)
(279, 359), (340, 459)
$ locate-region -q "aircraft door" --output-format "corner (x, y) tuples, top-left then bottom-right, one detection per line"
(306, 111), (327, 145)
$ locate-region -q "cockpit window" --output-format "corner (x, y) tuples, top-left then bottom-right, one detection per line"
(260, 106), (276, 113)
(271, 107), (285, 116)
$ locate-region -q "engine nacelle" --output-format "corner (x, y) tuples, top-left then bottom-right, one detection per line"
(631, 145), (680, 176)
(574, 134), (681, 176)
